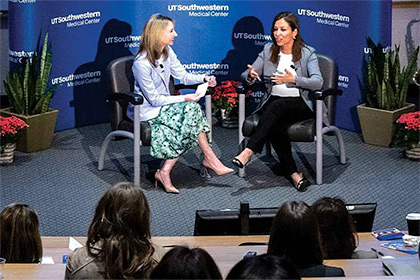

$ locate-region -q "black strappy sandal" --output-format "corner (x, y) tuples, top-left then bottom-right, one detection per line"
(289, 173), (311, 192)
(232, 157), (249, 168)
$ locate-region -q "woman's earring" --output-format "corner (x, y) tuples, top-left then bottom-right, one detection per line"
(293, 36), (296, 40)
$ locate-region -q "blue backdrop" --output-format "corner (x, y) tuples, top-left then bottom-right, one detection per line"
(8, 0), (391, 132)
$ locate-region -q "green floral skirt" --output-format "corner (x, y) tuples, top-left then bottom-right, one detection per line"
(149, 102), (210, 159)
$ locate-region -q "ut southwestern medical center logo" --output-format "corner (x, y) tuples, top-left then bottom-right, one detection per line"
(183, 62), (229, 76)
(168, 4), (229, 17)
(50, 11), (101, 28)
(52, 71), (101, 88)
(298, 9), (350, 29)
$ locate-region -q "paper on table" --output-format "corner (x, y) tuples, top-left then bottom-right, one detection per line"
(69, 236), (83, 251)
(41, 256), (55, 264)
(195, 82), (209, 99)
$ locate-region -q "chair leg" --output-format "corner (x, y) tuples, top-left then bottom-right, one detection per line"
(205, 94), (213, 143)
(324, 126), (347, 165)
(238, 93), (246, 178)
(134, 105), (141, 188)
(98, 131), (134, 171)
(316, 100), (323, 185)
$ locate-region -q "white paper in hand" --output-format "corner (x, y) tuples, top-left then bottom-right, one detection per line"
(195, 82), (209, 99)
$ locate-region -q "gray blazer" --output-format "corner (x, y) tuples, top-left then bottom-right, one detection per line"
(127, 46), (205, 122)
(65, 242), (165, 279)
(241, 43), (324, 116)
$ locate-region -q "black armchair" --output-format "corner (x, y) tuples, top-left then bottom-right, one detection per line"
(237, 54), (346, 185)
(98, 56), (213, 187)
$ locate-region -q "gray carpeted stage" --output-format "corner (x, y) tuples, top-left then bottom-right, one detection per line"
(1, 123), (419, 236)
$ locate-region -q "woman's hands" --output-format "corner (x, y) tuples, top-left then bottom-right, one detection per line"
(184, 94), (200, 102)
(247, 64), (261, 81)
(185, 75), (216, 102)
(271, 69), (296, 85)
(204, 75), (217, 87)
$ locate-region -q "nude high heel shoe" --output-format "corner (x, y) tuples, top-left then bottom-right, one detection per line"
(201, 159), (234, 176)
(154, 169), (180, 194)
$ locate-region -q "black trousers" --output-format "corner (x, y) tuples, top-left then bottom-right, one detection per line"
(246, 96), (314, 176)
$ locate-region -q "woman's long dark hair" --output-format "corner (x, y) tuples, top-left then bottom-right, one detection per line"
(87, 182), (155, 279)
(150, 246), (222, 279)
(270, 12), (305, 63)
(0, 203), (42, 263)
(267, 201), (323, 267)
(312, 197), (358, 259)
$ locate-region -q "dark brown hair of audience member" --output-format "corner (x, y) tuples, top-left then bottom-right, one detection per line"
(0, 203), (42, 263)
(270, 11), (305, 63)
(87, 182), (155, 279)
(150, 246), (222, 279)
(226, 254), (301, 280)
(267, 201), (323, 267)
(312, 197), (358, 259)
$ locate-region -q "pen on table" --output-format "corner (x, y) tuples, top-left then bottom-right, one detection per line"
(371, 247), (385, 256)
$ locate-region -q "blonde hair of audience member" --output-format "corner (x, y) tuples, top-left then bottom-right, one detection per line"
(138, 14), (173, 65)
(150, 246), (222, 279)
(0, 203), (42, 263)
(87, 182), (155, 278)
(312, 197), (358, 259)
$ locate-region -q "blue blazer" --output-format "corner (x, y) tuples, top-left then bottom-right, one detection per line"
(127, 46), (205, 121)
(241, 43), (328, 123)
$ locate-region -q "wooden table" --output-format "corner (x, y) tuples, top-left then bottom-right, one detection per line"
(1, 233), (418, 280)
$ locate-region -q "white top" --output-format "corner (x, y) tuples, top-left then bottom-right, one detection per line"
(271, 52), (300, 97)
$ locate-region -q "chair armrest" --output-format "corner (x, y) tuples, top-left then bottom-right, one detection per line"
(108, 92), (144, 105)
(312, 88), (343, 100)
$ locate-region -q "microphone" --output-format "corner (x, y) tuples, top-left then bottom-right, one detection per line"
(159, 64), (164, 72)
(290, 65), (297, 70)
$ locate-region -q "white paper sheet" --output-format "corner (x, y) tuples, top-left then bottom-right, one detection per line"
(195, 82), (209, 98)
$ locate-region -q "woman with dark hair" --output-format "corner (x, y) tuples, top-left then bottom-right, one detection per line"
(65, 182), (165, 279)
(312, 197), (378, 259)
(150, 246), (222, 279)
(226, 254), (301, 280)
(267, 201), (344, 277)
(232, 12), (325, 192)
(128, 14), (233, 194)
(0, 203), (42, 263)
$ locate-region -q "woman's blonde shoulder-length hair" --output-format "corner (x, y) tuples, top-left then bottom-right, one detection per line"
(138, 14), (174, 66)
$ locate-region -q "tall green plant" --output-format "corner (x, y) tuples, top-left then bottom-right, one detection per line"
(365, 38), (419, 111)
(3, 33), (56, 116)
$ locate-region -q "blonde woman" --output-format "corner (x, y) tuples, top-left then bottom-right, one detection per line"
(127, 14), (233, 194)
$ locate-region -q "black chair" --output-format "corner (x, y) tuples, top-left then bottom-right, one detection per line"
(237, 54), (346, 185)
(98, 56), (213, 187)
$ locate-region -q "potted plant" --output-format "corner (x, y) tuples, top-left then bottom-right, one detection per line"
(392, 111), (420, 160)
(0, 116), (28, 163)
(212, 80), (241, 128)
(357, 38), (419, 147)
(1, 33), (58, 153)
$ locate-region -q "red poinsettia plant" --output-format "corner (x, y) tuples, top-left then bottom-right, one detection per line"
(0, 115), (28, 152)
(212, 80), (241, 117)
(393, 111), (420, 149)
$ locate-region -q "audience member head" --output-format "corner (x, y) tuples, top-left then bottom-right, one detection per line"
(87, 182), (155, 279)
(0, 203), (42, 263)
(226, 254), (301, 280)
(267, 201), (323, 267)
(138, 13), (174, 64)
(270, 11), (305, 62)
(312, 197), (358, 259)
(150, 246), (222, 279)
